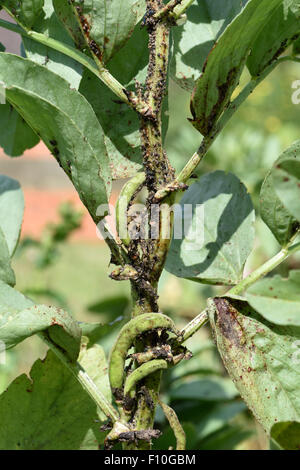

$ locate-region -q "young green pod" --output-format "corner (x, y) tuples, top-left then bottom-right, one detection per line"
(109, 312), (177, 392)
(124, 359), (168, 398)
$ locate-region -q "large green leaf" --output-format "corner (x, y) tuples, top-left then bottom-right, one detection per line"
(0, 228), (15, 286)
(0, 104), (39, 156)
(22, 0), (82, 88)
(208, 297), (300, 433)
(198, 425), (251, 450)
(78, 23), (148, 179)
(270, 421), (300, 450)
(0, 301), (81, 361)
(80, 316), (124, 347)
(0, 175), (24, 256)
(0, 278), (81, 360)
(0, 345), (110, 449)
(247, 2), (300, 76)
(0, 0), (45, 28)
(246, 271), (300, 326)
(260, 165), (299, 246)
(61, 0), (145, 64)
(170, 0), (248, 92)
(0, 53), (111, 222)
(294, 36), (300, 54)
(272, 140), (300, 222)
(165, 171), (255, 285)
(195, 401), (246, 441)
(170, 377), (238, 402)
(190, 0), (291, 136)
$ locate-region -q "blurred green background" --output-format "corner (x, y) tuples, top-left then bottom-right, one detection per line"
(0, 40), (299, 449)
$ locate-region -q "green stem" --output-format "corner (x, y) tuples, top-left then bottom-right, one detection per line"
(154, 55), (295, 200)
(179, 309), (208, 343)
(154, 0), (194, 20)
(39, 333), (119, 423)
(173, 0), (196, 18)
(0, 18), (149, 115)
(227, 241), (300, 296)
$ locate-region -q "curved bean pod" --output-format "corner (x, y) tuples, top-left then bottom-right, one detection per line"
(109, 312), (177, 392)
(116, 172), (146, 246)
(124, 359), (168, 398)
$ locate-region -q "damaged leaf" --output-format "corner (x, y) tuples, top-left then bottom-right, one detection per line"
(22, 0), (82, 88)
(208, 297), (300, 433)
(247, 1), (300, 76)
(0, 104), (39, 156)
(0, 53), (111, 222)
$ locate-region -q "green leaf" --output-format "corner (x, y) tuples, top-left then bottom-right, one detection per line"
(195, 401), (247, 440)
(0, 345), (110, 449)
(272, 140), (300, 222)
(78, 23), (149, 179)
(0, 279), (81, 361)
(0, 104), (39, 156)
(0, 228), (15, 286)
(247, 2), (300, 76)
(0, 0), (45, 28)
(260, 165), (299, 246)
(170, 377), (238, 402)
(22, 0), (82, 88)
(80, 316), (124, 347)
(0, 42), (5, 52)
(246, 271), (300, 326)
(190, 0), (289, 136)
(63, 0), (146, 64)
(208, 297), (300, 433)
(270, 421), (300, 450)
(170, 0), (248, 91)
(199, 425), (251, 450)
(0, 53), (111, 222)
(0, 301), (81, 361)
(0, 278), (33, 315)
(0, 174), (24, 256)
(52, 0), (86, 51)
(165, 171), (255, 285)
(294, 36), (300, 54)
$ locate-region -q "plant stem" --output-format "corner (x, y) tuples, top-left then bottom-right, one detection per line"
(177, 240), (300, 341)
(122, 1), (178, 449)
(227, 241), (300, 296)
(39, 333), (119, 423)
(154, 55), (294, 200)
(179, 309), (209, 343)
(154, 0), (195, 20)
(0, 18), (150, 115)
